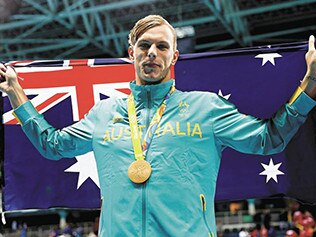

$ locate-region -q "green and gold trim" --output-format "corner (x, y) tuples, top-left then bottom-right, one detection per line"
(289, 86), (303, 106)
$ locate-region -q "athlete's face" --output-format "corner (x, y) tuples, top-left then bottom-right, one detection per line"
(128, 24), (179, 85)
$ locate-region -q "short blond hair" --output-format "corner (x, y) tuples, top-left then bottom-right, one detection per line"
(128, 15), (177, 50)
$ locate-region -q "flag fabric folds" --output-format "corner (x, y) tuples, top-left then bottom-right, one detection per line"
(2, 42), (316, 212)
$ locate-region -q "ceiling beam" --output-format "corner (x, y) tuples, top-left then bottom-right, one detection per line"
(1, 40), (88, 58)
(57, 0), (157, 19)
(203, 0), (244, 46)
(244, 25), (316, 41)
(197, 25), (316, 51)
(223, 0), (251, 46)
(0, 0), (156, 31)
(195, 39), (235, 50)
(230, 0), (316, 18)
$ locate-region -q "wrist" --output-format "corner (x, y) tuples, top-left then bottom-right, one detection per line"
(6, 83), (28, 109)
(299, 74), (316, 100)
(306, 75), (316, 82)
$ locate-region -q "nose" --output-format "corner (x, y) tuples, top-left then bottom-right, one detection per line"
(148, 44), (157, 60)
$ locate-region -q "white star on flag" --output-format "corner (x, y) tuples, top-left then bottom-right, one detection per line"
(259, 158), (284, 183)
(65, 152), (100, 189)
(218, 89), (231, 100)
(255, 53), (282, 66)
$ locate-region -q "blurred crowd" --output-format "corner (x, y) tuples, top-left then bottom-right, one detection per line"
(285, 210), (316, 237)
(6, 217), (99, 237)
(47, 224), (97, 237)
(236, 200), (316, 237)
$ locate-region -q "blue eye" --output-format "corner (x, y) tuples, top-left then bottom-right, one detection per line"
(158, 45), (166, 49)
(139, 43), (150, 49)
(157, 44), (169, 50)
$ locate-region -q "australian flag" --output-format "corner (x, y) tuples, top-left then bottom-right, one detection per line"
(1, 42), (316, 213)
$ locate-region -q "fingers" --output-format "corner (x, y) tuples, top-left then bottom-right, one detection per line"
(0, 63), (6, 82)
(0, 63), (7, 72)
(309, 35), (315, 51)
(6, 65), (15, 74)
(0, 75), (5, 83)
(0, 64), (17, 83)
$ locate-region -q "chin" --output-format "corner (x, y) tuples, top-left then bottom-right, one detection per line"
(141, 76), (164, 84)
(143, 78), (162, 84)
(139, 70), (169, 84)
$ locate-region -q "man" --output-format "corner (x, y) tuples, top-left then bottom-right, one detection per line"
(1, 15), (316, 237)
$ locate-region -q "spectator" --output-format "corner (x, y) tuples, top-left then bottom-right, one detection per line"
(239, 228), (250, 237)
(286, 229), (299, 237)
(11, 220), (17, 233)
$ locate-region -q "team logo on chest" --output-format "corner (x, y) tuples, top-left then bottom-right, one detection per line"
(112, 112), (124, 123)
(178, 100), (190, 117)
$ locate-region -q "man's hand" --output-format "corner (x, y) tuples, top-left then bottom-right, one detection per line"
(0, 63), (28, 109)
(0, 63), (19, 93)
(300, 35), (316, 99)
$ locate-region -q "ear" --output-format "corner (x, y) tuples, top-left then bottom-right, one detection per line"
(171, 50), (179, 65)
(128, 46), (134, 61)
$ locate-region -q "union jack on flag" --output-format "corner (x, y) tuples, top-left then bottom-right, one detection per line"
(3, 59), (135, 124)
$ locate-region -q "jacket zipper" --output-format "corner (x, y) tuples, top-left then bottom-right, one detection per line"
(142, 89), (151, 237)
(200, 194), (213, 236)
(142, 183), (146, 237)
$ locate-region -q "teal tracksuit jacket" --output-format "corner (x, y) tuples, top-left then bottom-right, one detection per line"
(14, 79), (316, 237)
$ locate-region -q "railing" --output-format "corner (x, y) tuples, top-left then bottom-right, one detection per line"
(216, 207), (288, 225)
(1, 222), (94, 237)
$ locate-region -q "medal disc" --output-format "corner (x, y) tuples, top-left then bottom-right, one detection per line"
(128, 160), (152, 183)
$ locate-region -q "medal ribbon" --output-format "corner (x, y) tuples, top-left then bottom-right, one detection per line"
(127, 85), (175, 161)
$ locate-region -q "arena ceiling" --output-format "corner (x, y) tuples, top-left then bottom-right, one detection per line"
(0, 0), (316, 60)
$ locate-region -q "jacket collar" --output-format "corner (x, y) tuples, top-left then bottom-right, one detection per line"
(129, 79), (175, 103)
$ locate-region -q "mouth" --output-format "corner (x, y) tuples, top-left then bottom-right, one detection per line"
(143, 62), (160, 67)
(143, 62), (160, 74)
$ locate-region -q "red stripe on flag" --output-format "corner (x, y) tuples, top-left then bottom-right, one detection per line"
(35, 93), (68, 112)
(116, 88), (131, 95)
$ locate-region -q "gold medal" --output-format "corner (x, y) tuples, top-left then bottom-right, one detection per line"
(128, 160), (152, 183)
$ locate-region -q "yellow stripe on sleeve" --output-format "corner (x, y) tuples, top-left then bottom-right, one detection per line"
(12, 111), (23, 125)
(289, 87), (303, 106)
